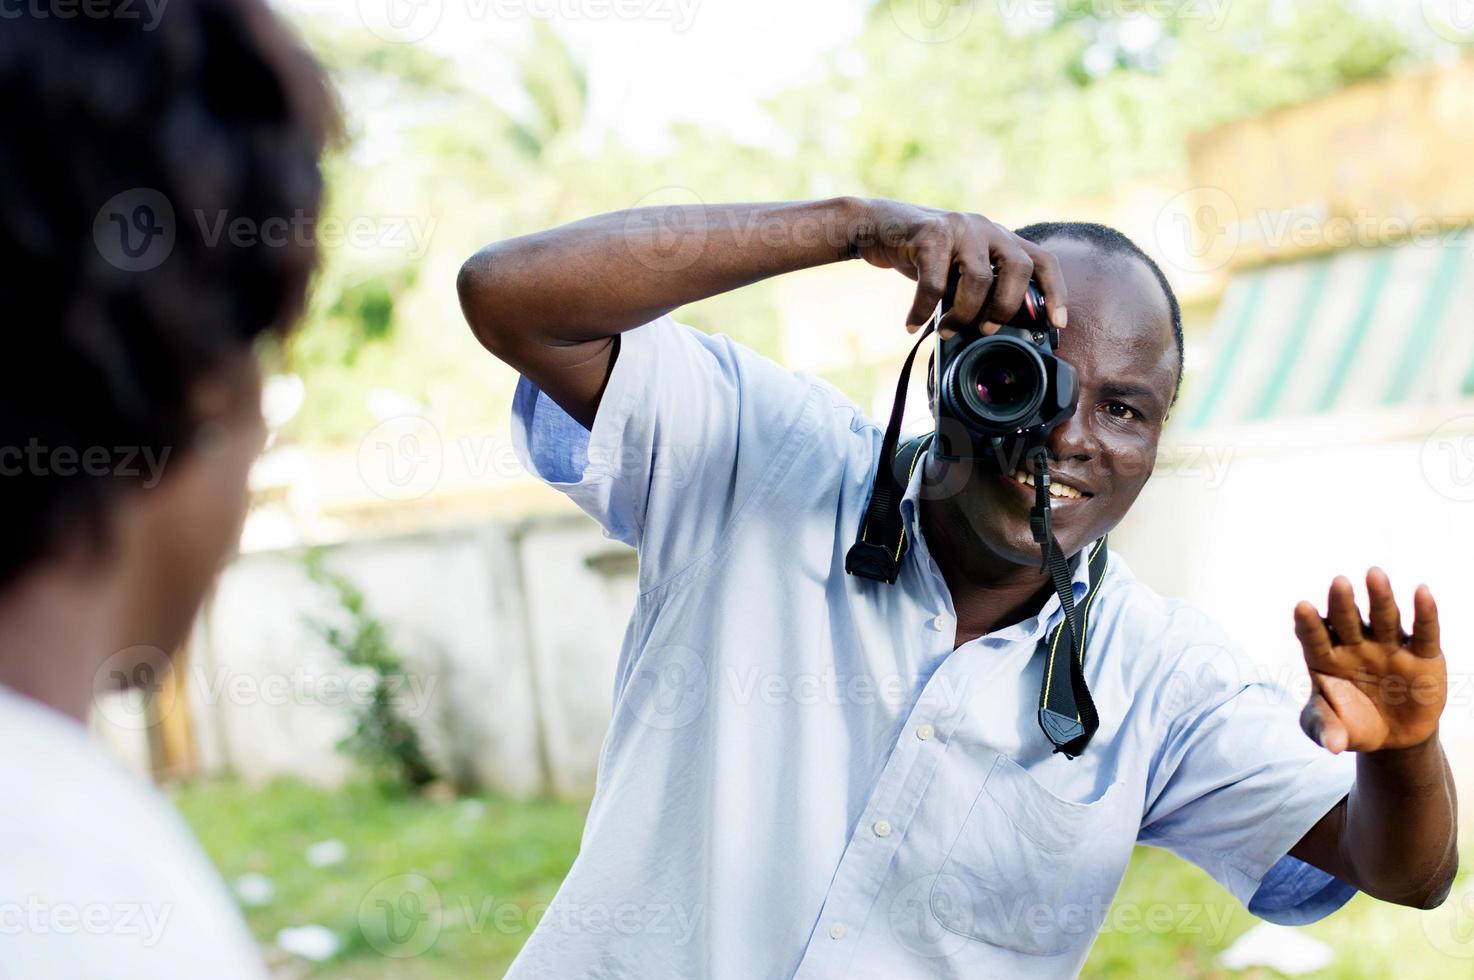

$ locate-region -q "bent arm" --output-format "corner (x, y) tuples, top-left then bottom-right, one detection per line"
(456, 198), (866, 428)
(1291, 737), (1459, 909)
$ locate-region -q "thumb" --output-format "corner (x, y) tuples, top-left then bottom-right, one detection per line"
(1300, 690), (1349, 754)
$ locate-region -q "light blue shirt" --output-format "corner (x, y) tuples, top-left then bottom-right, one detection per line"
(507, 316), (1357, 979)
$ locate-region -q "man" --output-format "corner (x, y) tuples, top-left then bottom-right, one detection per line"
(459, 199), (1458, 978)
(0, 2), (332, 976)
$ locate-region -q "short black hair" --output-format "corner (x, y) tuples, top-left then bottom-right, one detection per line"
(1014, 221), (1185, 404)
(0, 0), (335, 586)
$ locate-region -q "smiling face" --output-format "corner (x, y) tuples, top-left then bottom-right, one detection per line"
(923, 237), (1180, 571)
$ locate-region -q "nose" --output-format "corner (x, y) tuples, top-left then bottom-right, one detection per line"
(1045, 406), (1095, 464)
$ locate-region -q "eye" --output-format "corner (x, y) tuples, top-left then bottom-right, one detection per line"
(1105, 402), (1139, 421)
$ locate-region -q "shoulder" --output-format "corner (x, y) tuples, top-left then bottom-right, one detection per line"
(0, 690), (257, 968)
(1092, 555), (1261, 706)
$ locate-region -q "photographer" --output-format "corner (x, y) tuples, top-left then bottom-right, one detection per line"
(458, 199), (1458, 978)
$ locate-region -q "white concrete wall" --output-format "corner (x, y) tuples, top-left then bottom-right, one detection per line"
(120, 516), (637, 799)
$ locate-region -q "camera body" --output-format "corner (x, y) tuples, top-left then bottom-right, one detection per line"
(932, 281), (1079, 458)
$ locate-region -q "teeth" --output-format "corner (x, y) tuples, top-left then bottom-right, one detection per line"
(1009, 468), (1084, 499)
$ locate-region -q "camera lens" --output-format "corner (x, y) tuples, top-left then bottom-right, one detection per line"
(951, 338), (1046, 429)
(973, 347), (1034, 412)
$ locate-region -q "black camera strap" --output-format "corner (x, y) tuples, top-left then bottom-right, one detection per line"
(844, 319), (936, 584)
(1029, 435), (1107, 757)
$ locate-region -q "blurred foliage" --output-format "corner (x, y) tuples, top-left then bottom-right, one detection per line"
(793, 0), (1409, 210)
(304, 551), (439, 794)
(276, 2), (1421, 444)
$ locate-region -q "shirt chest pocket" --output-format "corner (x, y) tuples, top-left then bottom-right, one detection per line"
(928, 754), (1138, 957)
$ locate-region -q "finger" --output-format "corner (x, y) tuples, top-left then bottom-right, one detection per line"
(1294, 601), (1334, 661)
(941, 257), (992, 337)
(1411, 584), (1442, 659)
(980, 239), (1034, 329)
(906, 243), (950, 330)
(1299, 691), (1348, 754)
(1365, 567), (1402, 645)
(1327, 576), (1364, 646)
(1019, 239), (1068, 330)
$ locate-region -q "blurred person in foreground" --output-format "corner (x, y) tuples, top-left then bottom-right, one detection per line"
(460, 201), (1458, 978)
(0, 2), (332, 976)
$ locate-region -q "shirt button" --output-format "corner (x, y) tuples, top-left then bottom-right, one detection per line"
(931, 614), (949, 632)
(915, 723), (935, 741)
(873, 819), (892, 838)
(829, 922), (846, 940)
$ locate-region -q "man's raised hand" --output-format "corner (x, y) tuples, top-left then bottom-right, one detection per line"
(847, 200), (1068, 339)
(1293, 569), (1447, 754)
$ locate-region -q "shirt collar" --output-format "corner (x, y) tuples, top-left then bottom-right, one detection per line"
(900, 446), (1098, 643)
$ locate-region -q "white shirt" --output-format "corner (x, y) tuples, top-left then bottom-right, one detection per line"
(0, 684), (267, 980)
(506, 315), (1357, 979)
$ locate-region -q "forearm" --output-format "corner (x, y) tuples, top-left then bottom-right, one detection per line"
(1341, 736), (1459, 907)
(457, 197), (866, 350)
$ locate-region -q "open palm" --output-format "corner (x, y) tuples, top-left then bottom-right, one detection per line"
(1293, 569), (1446, 753)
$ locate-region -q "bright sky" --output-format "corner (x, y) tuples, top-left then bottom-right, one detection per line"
(284, 0), (868, 148)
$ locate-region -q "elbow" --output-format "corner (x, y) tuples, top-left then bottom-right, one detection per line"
(1404, 879), (1456, 912)
(1413, 854), (1460, 911)
(456, 249), (514, 357)
(1377, 846), (1460, 911)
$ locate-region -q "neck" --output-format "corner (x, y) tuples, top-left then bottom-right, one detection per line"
(0, 561), (121, 722)
(920, 499), (1057, 645)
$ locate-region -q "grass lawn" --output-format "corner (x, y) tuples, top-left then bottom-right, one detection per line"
(174, 779), (1471, 978)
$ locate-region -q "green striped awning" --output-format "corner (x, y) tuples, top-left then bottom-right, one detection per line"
(1181, 235), (1474, 429)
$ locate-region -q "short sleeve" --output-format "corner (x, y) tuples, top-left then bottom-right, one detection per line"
(1138, 629), (1358, 925)
(511, 315), (815, 586)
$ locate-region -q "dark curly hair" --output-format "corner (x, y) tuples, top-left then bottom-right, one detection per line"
(0, 0), (335, 586)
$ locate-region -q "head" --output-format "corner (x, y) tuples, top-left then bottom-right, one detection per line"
(0, 1), (333, 679)
(924, 222), (1183, 573)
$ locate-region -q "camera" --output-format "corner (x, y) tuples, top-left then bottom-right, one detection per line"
(932, 281), (1079, 456)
